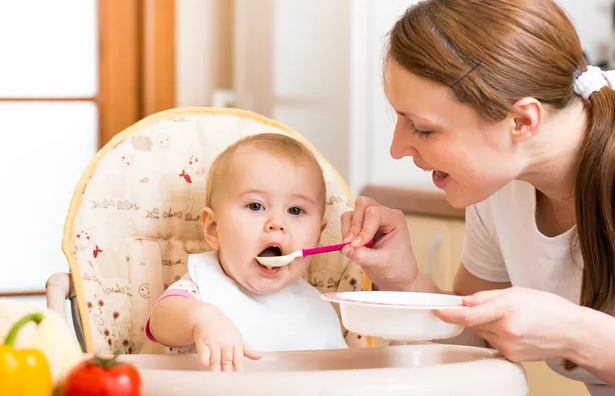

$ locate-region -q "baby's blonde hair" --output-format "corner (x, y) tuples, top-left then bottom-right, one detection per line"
(205, 133), (327, 214)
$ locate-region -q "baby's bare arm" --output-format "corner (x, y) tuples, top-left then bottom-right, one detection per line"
(148, 296), (210, 347)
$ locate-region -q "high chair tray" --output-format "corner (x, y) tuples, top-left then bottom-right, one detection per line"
(119, 344), (528, 396)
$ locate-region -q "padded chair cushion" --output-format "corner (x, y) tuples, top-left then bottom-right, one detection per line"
(63, 108), (370, 355)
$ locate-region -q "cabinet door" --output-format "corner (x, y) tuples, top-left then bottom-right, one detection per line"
(522, 362), (590, 396)
(404, 214), (456, 290)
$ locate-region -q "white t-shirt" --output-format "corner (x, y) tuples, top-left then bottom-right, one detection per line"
(463, 180), (613, 396)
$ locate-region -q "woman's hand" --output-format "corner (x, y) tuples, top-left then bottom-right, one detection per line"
(193, 304), (262, 372)
(340, 196), (420, 291)
(436, 287), (581, 362)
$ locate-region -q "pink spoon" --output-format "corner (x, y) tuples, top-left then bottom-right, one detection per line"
(255, 240), (374, 268)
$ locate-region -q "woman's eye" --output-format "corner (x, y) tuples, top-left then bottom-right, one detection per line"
(412, 127), (433, 138)
(288, 206), (303, 215)
(408, 120), (433, 138)
(247, 202), (264, 211)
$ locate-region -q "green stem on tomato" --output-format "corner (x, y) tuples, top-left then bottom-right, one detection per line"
(91, 354), (121, 369)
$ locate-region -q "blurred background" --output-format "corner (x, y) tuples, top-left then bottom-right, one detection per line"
(0, 2), (608, 395)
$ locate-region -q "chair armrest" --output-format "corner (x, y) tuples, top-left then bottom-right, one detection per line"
(45, 272), (74, 320)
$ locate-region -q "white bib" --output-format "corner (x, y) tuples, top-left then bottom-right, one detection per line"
(188, 251), (348, 352)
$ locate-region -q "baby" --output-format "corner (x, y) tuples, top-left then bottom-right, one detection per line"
(146, 133), (347, 372)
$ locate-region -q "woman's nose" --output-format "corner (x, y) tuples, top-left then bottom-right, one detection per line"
(390, 123), (418, 159)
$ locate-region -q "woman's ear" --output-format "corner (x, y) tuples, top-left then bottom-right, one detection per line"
(510, 97), (544, 143)
(202, 207), (220, 250)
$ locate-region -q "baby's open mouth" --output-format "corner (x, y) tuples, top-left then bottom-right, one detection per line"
(257, 246), (283, 271)
(259, 246), (282, 257)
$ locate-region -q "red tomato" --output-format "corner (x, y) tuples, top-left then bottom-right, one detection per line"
(63, 355), (141, 396)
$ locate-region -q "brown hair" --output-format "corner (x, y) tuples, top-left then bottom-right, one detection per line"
(205, 133), (327, 215)
(387, 0), (615, 370)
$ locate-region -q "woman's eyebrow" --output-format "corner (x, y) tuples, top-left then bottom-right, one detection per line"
(395, 110), (439, 125)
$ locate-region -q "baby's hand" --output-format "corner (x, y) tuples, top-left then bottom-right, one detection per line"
(193, 305), (262, 372)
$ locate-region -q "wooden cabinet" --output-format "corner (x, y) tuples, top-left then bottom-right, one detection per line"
(403, 214), (590, 396)
(404, 214), (464, 291)
(522, 361), (590, 396)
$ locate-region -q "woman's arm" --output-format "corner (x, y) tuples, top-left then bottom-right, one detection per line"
(567, 306), (615, 386)
(437, 287), (615, 387)
(394, 261), (511, 295)
(453, 264), (512, 296)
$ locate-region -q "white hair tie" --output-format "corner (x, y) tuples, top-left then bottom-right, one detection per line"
(573, 65), (615, 99)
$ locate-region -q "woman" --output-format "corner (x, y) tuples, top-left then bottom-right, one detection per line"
(341, 0), (615, 394)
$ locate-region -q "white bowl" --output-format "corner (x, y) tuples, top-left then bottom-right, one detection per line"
(322, 291), (467, 341)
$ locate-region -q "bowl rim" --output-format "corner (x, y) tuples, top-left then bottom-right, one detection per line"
(321, 291), (469, 310)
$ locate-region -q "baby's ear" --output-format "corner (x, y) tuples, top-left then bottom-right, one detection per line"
(202, 207), (220, 250)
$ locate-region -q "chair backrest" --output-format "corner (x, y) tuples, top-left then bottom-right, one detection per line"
(62, 107), (371, 355)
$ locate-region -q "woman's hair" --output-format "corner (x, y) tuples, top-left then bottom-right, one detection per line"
(386, 0), (615, 370)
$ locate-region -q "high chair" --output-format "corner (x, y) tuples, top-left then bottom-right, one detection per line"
(46, 108), (529, 396)
(46, 107), (373, 355)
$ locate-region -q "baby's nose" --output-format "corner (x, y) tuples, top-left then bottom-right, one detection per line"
(267, 221), (285, 232)
(265, 214), (286, 232)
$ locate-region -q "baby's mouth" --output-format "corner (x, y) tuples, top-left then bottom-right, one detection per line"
(259, 246), (282, 257)
(257, 245), (283, 271)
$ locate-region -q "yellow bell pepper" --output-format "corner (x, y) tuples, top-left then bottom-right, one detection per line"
(0, 312), (53, 396)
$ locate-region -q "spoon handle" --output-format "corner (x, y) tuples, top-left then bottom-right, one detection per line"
(302, 240), (374, 257)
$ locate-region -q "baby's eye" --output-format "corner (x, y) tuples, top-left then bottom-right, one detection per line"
(247, 202), (264, 211)
(288, 206), (303, 216)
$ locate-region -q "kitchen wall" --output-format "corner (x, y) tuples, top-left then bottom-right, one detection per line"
(174, 0), (615, 196)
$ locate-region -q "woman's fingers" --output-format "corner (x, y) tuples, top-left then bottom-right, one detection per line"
(435, 301), (506, 328)
(341, 211), (353, 242)
(342, 197), (381, 243)
(349, 206), (406, 247)
(463, 288), (515, 307)
(344, 242), (390, 267)
(349, 205), (382, 247)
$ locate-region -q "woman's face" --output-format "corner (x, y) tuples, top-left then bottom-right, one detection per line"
(384, 59), (527, 208)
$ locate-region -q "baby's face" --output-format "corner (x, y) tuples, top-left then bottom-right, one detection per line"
(205, 149), (325, 295)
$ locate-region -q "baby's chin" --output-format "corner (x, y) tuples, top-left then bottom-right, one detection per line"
(242, 274), (302, 296)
